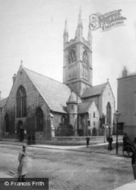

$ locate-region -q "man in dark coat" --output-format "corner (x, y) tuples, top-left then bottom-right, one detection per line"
(131, 148), (136, 181)
(107, 135), (113, 151)
(86, 136), (90, 148)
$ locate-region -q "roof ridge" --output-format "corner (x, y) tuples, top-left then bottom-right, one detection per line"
(92, 83), (107, 88)
(0, 97), (8, 102)
(23, 67), (64, 86)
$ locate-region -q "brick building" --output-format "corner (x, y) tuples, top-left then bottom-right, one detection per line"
(117, 67), (136, 139)
(0, 10), (115, 143)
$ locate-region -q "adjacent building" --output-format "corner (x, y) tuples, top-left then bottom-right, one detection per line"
(117, 67), (136, 139)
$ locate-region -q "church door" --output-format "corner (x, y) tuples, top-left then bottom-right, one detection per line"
(17, 120), (24, 141)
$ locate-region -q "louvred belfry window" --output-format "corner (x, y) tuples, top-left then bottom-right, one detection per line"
(16, 86), (27, 118)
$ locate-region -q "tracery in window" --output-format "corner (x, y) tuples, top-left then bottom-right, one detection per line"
(82, 50), (88, 65)
(68, 49), (76, 64)
(16, 86), (27, 118)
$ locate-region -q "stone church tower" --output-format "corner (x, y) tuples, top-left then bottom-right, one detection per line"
(63, 9), (92, 97)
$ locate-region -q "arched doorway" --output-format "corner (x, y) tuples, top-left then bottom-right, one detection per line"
(5, 113), (9, 133)
(17, 120), (24, 141)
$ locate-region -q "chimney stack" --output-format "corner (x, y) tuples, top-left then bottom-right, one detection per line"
(122, 67), (127, 77)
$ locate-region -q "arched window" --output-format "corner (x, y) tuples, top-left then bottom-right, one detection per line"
(68, 49), (76, 64)
(82, 50), (88, 65)
(16, 86), (27, 118)
(36, 107), (43, 131)
(5, 113), (9, 132)
(107, 102), (111, 125)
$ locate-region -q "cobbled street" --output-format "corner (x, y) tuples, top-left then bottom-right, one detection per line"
(0, 144), (134, 190)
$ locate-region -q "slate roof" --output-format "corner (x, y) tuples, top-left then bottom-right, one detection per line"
(78, 101), (93, 114)
(24, 67), (81, 113)
(81, 83), (107, 98)
(0, 98), (8, 108)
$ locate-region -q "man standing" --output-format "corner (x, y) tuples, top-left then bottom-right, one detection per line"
(86, 136), (90, 148)
(107, 135), (113, 151)
(131, 148), (136, 181)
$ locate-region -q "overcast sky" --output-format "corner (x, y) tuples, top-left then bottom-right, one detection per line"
(0, 0), (136, 106)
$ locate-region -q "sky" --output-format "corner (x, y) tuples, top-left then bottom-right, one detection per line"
(0, 0), (136, 106)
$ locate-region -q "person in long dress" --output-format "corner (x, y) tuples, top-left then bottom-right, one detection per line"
(17, 145), (28, 181)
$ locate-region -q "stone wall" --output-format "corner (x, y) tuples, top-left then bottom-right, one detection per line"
(4, 67), (52, 142)
(102, 83), (115, 127)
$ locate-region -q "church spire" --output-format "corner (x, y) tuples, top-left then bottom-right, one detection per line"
(63, 20), (68, 44)
(75, 8), (83, 39)
(78, 8), (83, 28)
(88, 23), (92, 45)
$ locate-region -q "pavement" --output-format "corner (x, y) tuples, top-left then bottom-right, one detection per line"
(0, 138), (136, 189)
(0, 171), (12, 178)
(114, 181), (136, 190)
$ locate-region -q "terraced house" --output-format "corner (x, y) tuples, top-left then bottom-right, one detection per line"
(0, 11), (115, 143)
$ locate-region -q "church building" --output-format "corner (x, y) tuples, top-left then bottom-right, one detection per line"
(0, 10), (115, 143)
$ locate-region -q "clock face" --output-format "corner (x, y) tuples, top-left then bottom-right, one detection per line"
(82, 50), (88, 65)
(68, 49), (76, 64)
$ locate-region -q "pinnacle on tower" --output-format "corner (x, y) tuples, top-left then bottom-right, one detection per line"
(63, 20), (68, 44)
(88, 23), (92, 44)
(75, 8), (83, 38)
(78, 8), (83, 28)
(64, 20), (68, 34)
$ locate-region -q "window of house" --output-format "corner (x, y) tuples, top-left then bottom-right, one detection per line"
(88, 120), (90, 126)
(36, 107), (43, 131)
(93, 112), (95, 118)
(16, 86), (27, 118)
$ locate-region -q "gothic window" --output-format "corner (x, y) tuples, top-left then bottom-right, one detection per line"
(71, 105), (74, 110)
(68, 49), (76, 64)
(16, 86), (27, 118)
(5, 113), (9, 132)
(106, 102), (111, 125)
(36, 107), (43, 131)
(82, 50), (88, 65)
(88, 120), (90, 126)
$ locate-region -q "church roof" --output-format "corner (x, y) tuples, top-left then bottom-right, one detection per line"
(0, 98), (8, 108)
(23, 68), (81, 113)
(78, 101), (93, 114)
(67, 91), (77, 104)
(81, 83), (107, 98)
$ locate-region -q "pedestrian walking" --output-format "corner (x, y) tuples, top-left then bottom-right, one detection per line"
(131, 148), (136, 181)
(17, 145), (28, 182)
(123, 133), (129, 147)
(86, 136), (90, 148)
(107, 135), (113, 151)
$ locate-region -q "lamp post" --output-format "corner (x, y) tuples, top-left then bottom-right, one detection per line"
(114, 110), (120, 155)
